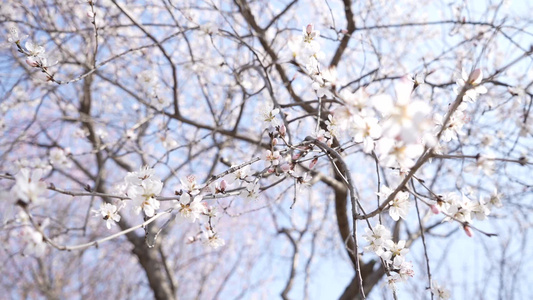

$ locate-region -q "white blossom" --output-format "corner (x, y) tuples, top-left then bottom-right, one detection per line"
(340, 88), (369, 113)
(351, 115), (382, 153)
(471, 196), (490, 221)
(177, 193), (206, 223)
(129, 179), (163, 217)
(95, 128), (108, 139)
(363, 224), (392, 256)
(49, 148), (72, 169)
(257, 102), (280, 130)
(453, 68), (487, 103)
(159, 133), (178, 150)
(381, 240), (409, 264)
(312, 128), (331, 145)
(443, 194), (474, 223)
(303, 24), (320, 44)
(431, 280), (451, 300)
(125, 165), (156, 186)
(394, 261), (415, 282)
(434, 110), (467, 142)
(378, 187), (411, 221)
(377, 138), (424, 169)
(125, 166), (162, 217)
(137, 69), (158, 90)
(311, 78), (331, 98)
(180, 175), (201, 195)
(374, 77), (432, 143)
(203, 230), (225, 249)
(324, 114), (341, 139)
(7, 26), (20, 43)
(18, 225), (47, 257)
(299, 24), (321, 60)
(93, 203), (121, 229)
(240, 182), (260, 200)
(24, 40), (45, 57)
(488, 188), (503, 209)
(11, 168), (47, 205)
(464, 153), (495, 176)
(224, 165), (251, 185)
(264, 150), (281, 166)
(312, 67), (336, 98)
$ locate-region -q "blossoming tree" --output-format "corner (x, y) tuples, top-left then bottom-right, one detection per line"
(1, 0), (532, 299)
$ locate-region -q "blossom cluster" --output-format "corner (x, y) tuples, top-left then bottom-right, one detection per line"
(257, 102), (281, 132)
(362, 225), (414, 287)
(177, 175), (227, 248)
(93, 167), (161, 228)
(92, 202), (122, 229)
(49, 148), (72, 169)
(433, 103), (468, 142)
(0, 15), (516, 299)
(379, 186), (411, 221)
(124, 165), (163, 217)
(11, 168), (47, 206)
(4, 26), (57, 71)
(257, 131), (314, 194)
(220, 165), (262, 200)
(288, 25), (434, 169)
(176, 192), (205, 223)
(434, 68), (487, 143)
(137, 70), (169, 111)
(5, 166), (53, 256)
(434, 190), (502, 234)
(12, 212), (48, 257)
(293, 24), (323, 74)
(453, 68), (487, 103)
(332, 76), (430, 168)
(94, 168), (228, 249)
(372, 78), (433, 169)
(286, 25), (495, 178)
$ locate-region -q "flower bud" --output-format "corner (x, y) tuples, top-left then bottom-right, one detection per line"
(26, 57), (39, 67)
(309, 157), (318, 169)
(306, 24), (314, 35)
(87, 11), (95, 18)
(280, 163), (291, 173)
(430, 204), (440, 214)
(292, 153), (301, 160)
(272, 138), (278, 147)
(219, 179), (227, 192)
(468, 69), (482, 85)
(463, 225), (473, 237)
(279, 124), (286, 137)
